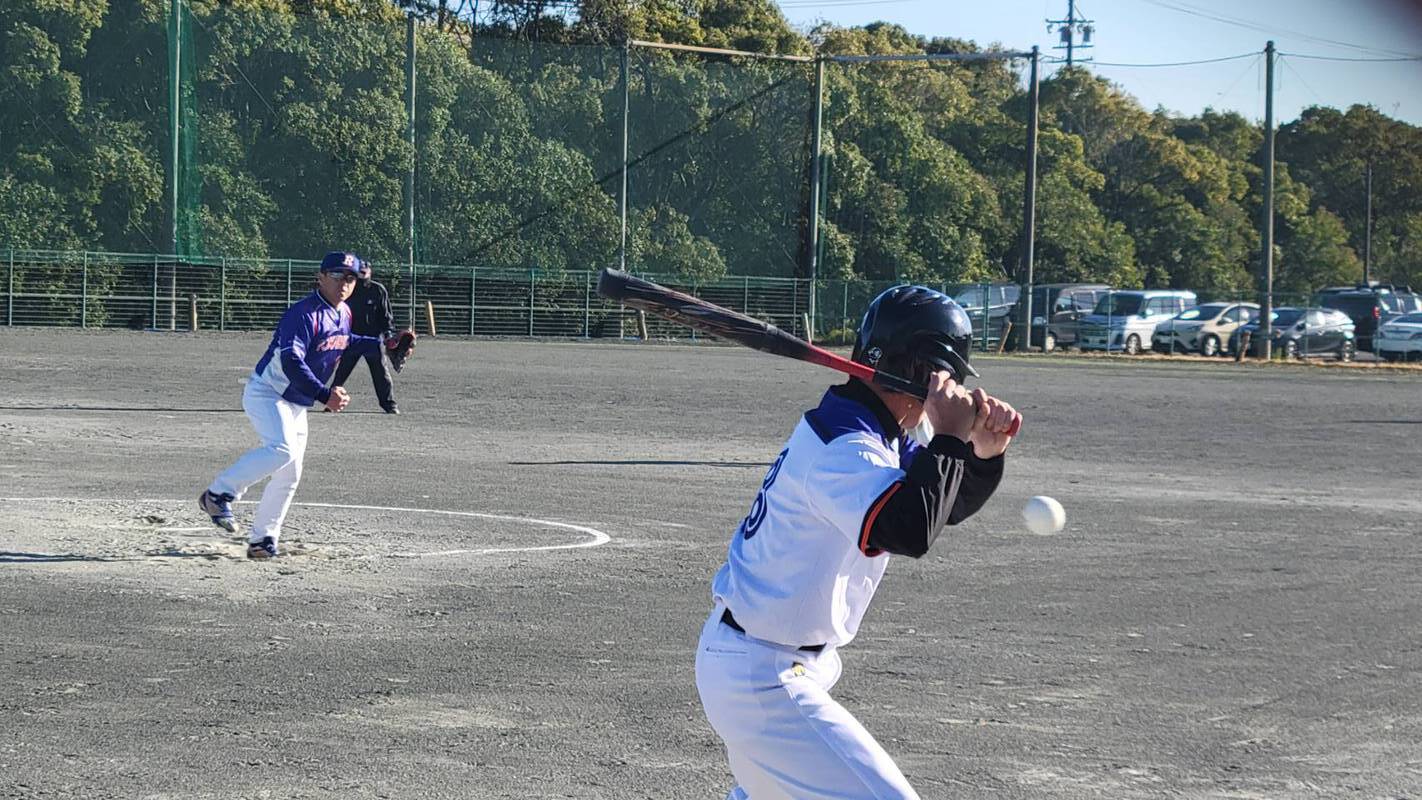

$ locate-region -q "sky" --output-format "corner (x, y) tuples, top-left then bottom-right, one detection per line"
(775, 0), (1422, 125)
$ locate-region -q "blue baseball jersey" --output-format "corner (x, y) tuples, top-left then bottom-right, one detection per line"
(252, 291), (382, 406)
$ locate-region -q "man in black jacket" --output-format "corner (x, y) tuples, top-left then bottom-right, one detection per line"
(331, 262), (400, 414)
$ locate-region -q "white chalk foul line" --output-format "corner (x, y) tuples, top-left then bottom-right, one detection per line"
(285, 501), (611, 557)
(0, 497), (612, 558)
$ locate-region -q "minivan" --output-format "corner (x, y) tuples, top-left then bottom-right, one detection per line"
(1077, 290), (1199, 355)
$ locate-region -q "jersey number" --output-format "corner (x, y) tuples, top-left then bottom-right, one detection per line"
(740, 448), (788, 540)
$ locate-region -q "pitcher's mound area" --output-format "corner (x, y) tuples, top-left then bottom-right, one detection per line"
(0, 497), (609, 564)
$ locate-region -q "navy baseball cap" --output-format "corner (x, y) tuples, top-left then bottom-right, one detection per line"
(319, 251), (363, 276)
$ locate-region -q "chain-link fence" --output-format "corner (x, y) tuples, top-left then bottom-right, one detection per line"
(0, 249), (896, 342)
(7, 249), (1395, 363)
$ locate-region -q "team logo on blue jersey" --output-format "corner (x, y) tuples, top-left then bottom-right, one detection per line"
(739, 448), (788, 540)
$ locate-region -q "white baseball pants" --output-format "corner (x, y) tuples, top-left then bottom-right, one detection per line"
(209, 378), (310, 544)
(695, 606), (920, 800)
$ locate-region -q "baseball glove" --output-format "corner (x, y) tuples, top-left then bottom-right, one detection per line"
(385, 329), (417, 373)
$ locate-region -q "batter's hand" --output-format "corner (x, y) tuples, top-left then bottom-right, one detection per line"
(966, 388), (1019, 458)
(922, 372), (976, 443)
(324, 386), (350, 413)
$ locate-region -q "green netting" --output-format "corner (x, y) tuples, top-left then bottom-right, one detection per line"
(625, 48), (815, 283)
(430, 36), (623, 272)
(821, 56), (1023, 287)
(0, 2), (169, 254)
(183, 3), (410, 263)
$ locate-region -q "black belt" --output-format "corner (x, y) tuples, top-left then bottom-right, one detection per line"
(721, 609), (825, 653)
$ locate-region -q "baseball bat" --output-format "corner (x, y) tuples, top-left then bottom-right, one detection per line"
(597, 269), (1020, 436)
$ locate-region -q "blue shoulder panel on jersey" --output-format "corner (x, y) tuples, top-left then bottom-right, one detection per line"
(804, 387), (892, 447)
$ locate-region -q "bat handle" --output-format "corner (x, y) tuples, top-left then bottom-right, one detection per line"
(875, 370), (1022, 438)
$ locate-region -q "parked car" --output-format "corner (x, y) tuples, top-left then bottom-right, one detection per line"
(1077, 290), (1198, 355)
(1152, 302), (1260, 356)
(954, 283), (1020, 346)
(1375, 311), (1422, 362)
(1316, 284), (1418, 351)
(1389, 291), (1422, 318)
(1229, 306), (1356, 360)
(1027, 283), (1112, 351)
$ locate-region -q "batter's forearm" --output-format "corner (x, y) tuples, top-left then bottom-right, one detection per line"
(861, 434), (971, 558)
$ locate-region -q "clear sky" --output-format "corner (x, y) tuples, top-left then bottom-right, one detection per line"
(776, 0), (1422, 125)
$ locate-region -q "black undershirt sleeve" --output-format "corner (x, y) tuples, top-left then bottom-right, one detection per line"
(860, 435), (1005, 559)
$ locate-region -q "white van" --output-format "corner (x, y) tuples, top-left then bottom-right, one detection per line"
(1077, 290), (1198, 355)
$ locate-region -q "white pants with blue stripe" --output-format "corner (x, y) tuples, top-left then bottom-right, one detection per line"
(209, 378), (310, 544)
(695, 606), (920, 800)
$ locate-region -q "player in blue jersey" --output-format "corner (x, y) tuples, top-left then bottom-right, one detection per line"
(198, 251), (393, 559)
(695, 285), (1021, 799)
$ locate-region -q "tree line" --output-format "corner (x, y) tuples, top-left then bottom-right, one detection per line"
(2, 0), (1418, 296)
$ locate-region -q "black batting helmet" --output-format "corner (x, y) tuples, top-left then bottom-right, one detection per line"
(852, 285), (978, 386)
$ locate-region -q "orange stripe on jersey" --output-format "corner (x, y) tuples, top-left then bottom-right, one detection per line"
(859, 481), (902, 556)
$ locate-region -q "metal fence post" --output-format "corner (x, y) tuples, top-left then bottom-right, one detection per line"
(583, 271), (591, 338)
(6, 248), (12, 326)
(81, 251), (88, 329)
(842, 281), (848, 335)
(286, 259), (293, 304)
(152, 255), (159, 329)
(981, 281), (989, 350)
(219, 256), (226, 331)
(469, 266), (477, 336)
(743, 275), (749, 312)
(528, 269), (536, 336)
(791, 279), (800, 336)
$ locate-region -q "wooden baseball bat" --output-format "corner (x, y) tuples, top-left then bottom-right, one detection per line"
(597, 269), (1020, 436)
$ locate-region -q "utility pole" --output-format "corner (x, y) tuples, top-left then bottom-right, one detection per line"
(406, 14), (416, 290)
(1260, 40), (1276, 360)
(1364, 161), (1373, 285)
(807, 58), (825, 340)
(1048, 0), (1094, 66)
(618, 40), (631, 271)
(1021, 46), (1040, 351)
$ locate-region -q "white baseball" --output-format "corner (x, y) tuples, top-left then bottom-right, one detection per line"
(1022, 495), (1065, 535)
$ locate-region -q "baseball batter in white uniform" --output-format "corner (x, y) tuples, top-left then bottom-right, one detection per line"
(696, 286), (1021, 799)
(198, 251), (386, 559)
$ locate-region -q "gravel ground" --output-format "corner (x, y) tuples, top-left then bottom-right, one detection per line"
(2, 329), (1419, 799)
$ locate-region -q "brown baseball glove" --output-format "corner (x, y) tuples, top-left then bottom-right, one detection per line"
(384, 329), (417, 373)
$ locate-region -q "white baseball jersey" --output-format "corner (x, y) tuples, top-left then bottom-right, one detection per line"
(712, 387), (917, 649)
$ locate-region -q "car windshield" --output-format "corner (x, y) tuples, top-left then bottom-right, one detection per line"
(1320, 295), (1376, 315)
(1270, 309), (1304, 326)
(1175, 304), (1227, 321)
(954, 285), (1018, 309)
(1393, 312), (1422, 324)
(1093, 294), (1143, 316)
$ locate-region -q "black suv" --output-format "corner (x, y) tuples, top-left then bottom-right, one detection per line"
(1027, 283), (1112, 351)
(1316, 283), (1419, 351)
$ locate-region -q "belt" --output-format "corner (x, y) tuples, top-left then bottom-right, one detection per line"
(721, 609), (825, 653)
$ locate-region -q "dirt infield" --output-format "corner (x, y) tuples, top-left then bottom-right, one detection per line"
(2, 329), (1420, 799)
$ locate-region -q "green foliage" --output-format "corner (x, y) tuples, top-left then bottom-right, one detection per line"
(2, 0), (1420, 301)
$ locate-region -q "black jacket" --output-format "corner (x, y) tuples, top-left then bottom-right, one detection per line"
(830, 380), (1005, 559)
(348, 278), (395, 338)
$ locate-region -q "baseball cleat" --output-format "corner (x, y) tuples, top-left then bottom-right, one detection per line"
(246, 537), (279, 559)
(199, 490), (239, 533)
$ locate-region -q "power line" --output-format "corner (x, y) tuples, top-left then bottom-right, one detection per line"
(1278, 52), (1422, 63)
(1137, 0), (1422, 60)
(1048, 51), (1257, 68)
(777, 0), (917, 7)
(1276, 55), (1328, 109)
